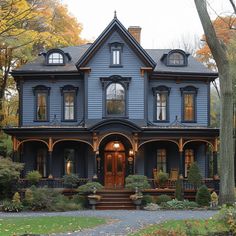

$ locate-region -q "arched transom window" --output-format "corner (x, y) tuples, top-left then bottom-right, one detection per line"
(48, 52), (64, 64)
(106, 83), (125, 116)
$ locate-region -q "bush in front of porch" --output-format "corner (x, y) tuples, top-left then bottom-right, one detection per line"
(125, 175), (150, 191)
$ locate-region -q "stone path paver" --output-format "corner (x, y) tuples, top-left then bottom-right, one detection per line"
(0, 210), (217, 236)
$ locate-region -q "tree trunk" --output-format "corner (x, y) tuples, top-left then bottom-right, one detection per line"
(0, 88), (5, 127)
(194, 0), (235, 204)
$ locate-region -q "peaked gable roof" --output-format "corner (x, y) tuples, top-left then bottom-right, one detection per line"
(76, 16), (156, 69)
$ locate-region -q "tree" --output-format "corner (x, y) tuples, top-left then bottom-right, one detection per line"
(194, 0), (235, 204)
(188, 162), (202, 189)
(0, 0), (85, 127)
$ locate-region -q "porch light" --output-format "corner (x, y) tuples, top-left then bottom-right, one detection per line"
(129, 149), (134, 156)
(113, 141), (120, 149)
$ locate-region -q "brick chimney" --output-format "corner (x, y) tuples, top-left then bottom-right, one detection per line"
(128, 26), (141, 44)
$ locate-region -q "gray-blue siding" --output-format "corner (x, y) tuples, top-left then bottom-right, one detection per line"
(22, 78), (84, 126)
(148, 80), (209, 126)
(86, 31), (145, 120)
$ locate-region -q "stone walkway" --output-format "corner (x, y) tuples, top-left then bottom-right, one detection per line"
(0, 210), (217, 236)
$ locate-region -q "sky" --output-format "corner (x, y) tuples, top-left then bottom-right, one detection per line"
(61, 0), (233, 49)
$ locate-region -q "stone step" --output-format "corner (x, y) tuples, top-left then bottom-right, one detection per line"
(96, 205), (136, 210)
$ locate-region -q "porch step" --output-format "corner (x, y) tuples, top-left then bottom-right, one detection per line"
(96, 189), (136, 210)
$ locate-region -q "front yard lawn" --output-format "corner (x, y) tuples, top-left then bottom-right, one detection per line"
(130, 218), (229, 236)
(0, 216), (106, 236)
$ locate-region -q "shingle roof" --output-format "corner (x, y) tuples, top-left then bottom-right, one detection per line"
(12, 44), (216, 76)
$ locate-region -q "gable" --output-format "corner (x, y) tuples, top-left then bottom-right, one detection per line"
(76, 17), (156, 69)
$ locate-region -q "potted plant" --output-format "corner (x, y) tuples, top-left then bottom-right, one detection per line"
(26, 170), (42, 186)
(77, 182), (103, 210)
(62, 174), (80, 188)
(129, 187), (143, 209)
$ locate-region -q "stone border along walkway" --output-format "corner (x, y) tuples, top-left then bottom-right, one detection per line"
(0, 210), (217, 236)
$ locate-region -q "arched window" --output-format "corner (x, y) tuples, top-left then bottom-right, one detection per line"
(48, 52), (64, 64)
(169, 52), (184, 65)
(106, 83), (125, 116)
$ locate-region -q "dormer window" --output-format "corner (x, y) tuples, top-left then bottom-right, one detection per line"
(169, 52), (184, 65)
(161, 49), (189, 67)
(109, 42), (123, 67)
(48, 52), (64, 64)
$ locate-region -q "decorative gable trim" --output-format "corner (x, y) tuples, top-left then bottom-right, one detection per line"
(76, 17), (156, 69)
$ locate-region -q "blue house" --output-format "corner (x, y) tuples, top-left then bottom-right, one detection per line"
(4, 16), (219, 190)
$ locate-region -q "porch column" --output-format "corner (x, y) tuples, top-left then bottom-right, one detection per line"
(179, 138), (184, 178)
(92, 152), (98, 181)
(213, 151), (218, 178)
(48, 151), (53, 178)
(179, 151), (184, 178)
(213, 138), (218, 178)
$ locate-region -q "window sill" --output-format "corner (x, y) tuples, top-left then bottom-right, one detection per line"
(109, 65), (123, 68)
(181, 120), (197, 123)
(34, 120), (49, 122)
(153, 120), (169, 123)
(61, 119), (77, 122)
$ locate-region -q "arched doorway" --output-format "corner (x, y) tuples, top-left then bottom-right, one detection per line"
(104, 141), (126, 188)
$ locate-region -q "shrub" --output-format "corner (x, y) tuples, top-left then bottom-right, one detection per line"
(196, 185), (211, 206)
(216, 204), (236, 234)
(161, 199), (199, 209)
(2, 191), (23, 212)
(175, 178), (184, 200)
(2, 200), (23, 212)
(72, 194), (88, 208)
(156, 194), (172, 205)
(188, 162), (202, 189)
(77, 182), (104, 194)
(125, 175), (150, 191)
(0, 157), (24, 198)
(24, 188), (33, 206)
(142, 195), (153, 206)
(62, 174), (80, 188)
(156, 171), (169, 188)
(23, 186), (82, 211)
(26, 171), (42, 185)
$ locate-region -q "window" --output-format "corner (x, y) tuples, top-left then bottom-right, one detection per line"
(33, 85), (50, 121)
(48, 52), (64, 64)
(169, 52), (184, 65)
(36, 149), (47, 177)
(109, 42), (123, 66)
(64, 149), (75, 175)
(152, 86), (170, 122)
(157, 149), (167, 172)
(180, 86), (198, 122)
(106, 83), (125, 116)
(112, 49), (120, 65)
(184, 149), (194, 177)
(61, 85), (78, 121)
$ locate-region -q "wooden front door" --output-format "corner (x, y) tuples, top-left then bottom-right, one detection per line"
(104, 152), (125, 188)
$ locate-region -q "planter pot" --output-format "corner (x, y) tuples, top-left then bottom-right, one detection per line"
(88, 195), (101, 210)
(132, 198), (142, 210)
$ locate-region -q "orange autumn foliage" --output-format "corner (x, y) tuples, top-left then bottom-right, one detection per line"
(196, 16), (236, 70)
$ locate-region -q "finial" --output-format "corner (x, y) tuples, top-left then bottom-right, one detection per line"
(114, 10), (117, 18)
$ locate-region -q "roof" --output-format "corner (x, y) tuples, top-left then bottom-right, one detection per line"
(11, 17), (217, 78)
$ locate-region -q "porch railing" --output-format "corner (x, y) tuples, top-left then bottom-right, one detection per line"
(17, 178), (89, 189)
(148, 178), (219, 191)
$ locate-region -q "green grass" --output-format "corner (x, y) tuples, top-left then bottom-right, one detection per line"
(130, 219), (228, 236)
(0, 216), (106, 236)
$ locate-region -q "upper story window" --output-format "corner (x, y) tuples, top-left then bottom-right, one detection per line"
(161, 49), (189, 67)
(33, 85), (50, 122)
(109, 42), (124, 67)
(152, 86), (171, 122)
(106, 83), (125, 116)
(169, 52), (184, 65)
(61, 85), (78, 121)
(180, 86), (198, 122)
(100, 75), (131, 117)
(48, 52), (64, 64)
